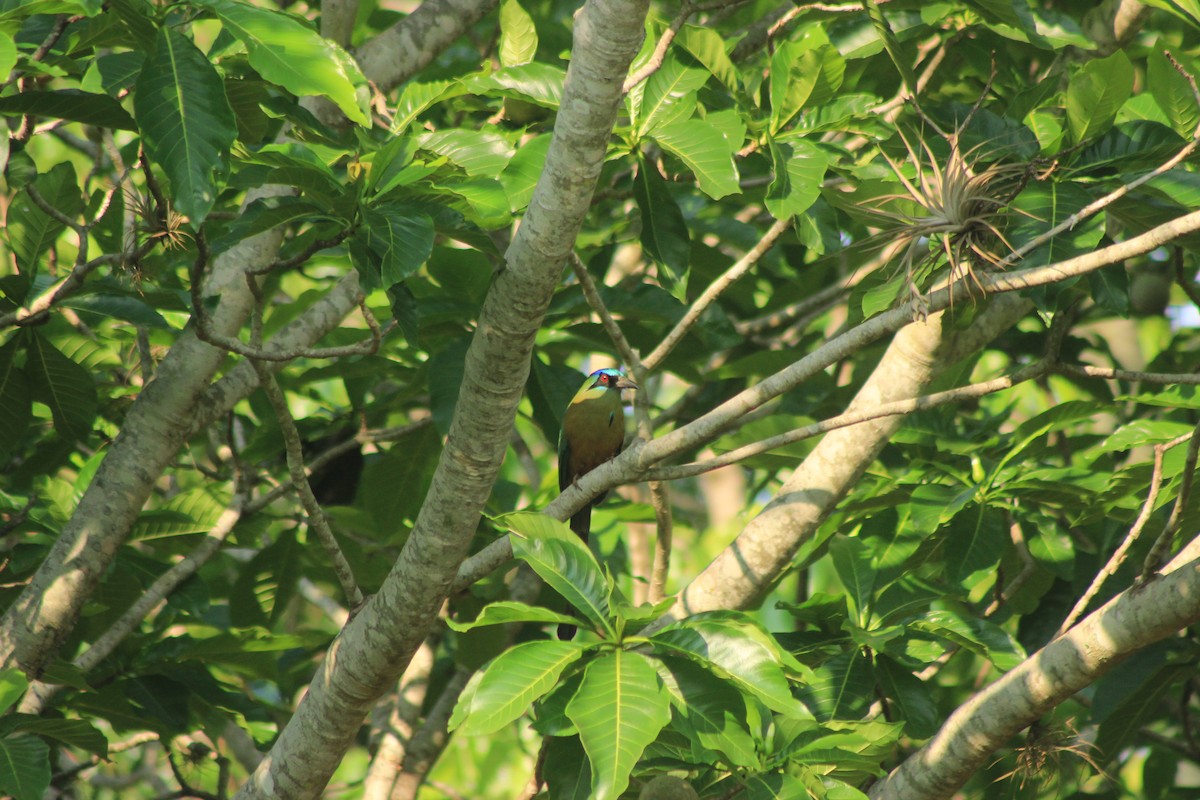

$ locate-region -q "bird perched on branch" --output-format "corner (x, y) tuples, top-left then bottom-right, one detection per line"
(558, 367), (637, 543)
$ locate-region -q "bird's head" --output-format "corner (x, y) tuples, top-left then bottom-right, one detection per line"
(588, 368), (637, 392)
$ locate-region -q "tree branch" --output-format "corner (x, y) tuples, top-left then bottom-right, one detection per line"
(869, 546), (1200, 800)
(234, 0), (651, 792)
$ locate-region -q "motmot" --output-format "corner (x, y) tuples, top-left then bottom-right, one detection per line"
(558, 367), (638, 543)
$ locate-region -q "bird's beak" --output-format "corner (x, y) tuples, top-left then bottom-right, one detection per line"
(616, 376), (638, 391)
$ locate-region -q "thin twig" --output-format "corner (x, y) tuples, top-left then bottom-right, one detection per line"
(1174, 246), (1200, 309)
(647, 361), (1049, 481)
(190, 233), (381, 361)
(623, 1), (696, 94)
(643, 215), (792, 372)
(1053, 438), (1174, 638)
(251, 361), (364, 610)
(1141, 424), (1200, 579)
(567, 253), (641, 370)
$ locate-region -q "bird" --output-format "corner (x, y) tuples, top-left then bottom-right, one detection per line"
(558, 367), (638, 543)
(556, 367), (636, 640)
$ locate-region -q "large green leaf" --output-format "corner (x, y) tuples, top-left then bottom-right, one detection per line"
(0, 716), (108, 759)
(6, 162), (83, 275)
(798, 647), (874, 721)
(661, 656), (762, 769)
(498, 132), (550, 212)
(674, 24), (738, 92)
(651, 617), (804, 715)
(566, 650), (671, 800)
(198, 0), (369, 125)
(23, 332), (96, 443)
(637, 52), (707, 136)
(0, 336), (31, 461)
(830, 535), (876, 626)
(1006, 181), (1105, 268)
(766, 138), (828, 219)
(1148, 48), (1200, 138)
(943, 504), (1006, 582)
(447, 600), (582, 632)
(909, 610), (1025, 671)
(134, 27), (237, 224)
(0, 90), (136, 131)
(498, 0), (537, 67)
(419, 129), (514, 178)
(769, 43), (844, 135)
(875, 656), (938, 738)
(463, 63), (566, 109)
(0, 670), (27, 713)
(650, 118), (740, 199)
(0, 735), (49, 800)
(1066, 50), (1132, 143)
(508, 513), (613, 636)
(351, 204), (435, 287)
(450, 640), (584, 735)
(634, 158), (691, 297)
(391, 80), (463, 135)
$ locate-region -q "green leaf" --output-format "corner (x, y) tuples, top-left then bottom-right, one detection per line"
(24, 332), (96, 443)
(447, 600), (582, 632)
(0, 716), (108, 758)
(566, 651), (672, 800)
(419, 129), (514, 178)
(1140, 0), (1200, 29)
(0, 90), (136, 131)
(131, 488), (227, 539)
(1007, 182), (1104, 269)
(662, 657), (762, 769)
(498, 133), (550, 212)
(1092, 652), (1189, 764)
(674, 24), (738, 92)
(1148, 49), (1200, 138)
(830, 535), (876, 626)
(354, 204), (435, 287)
(769, 43), (844, 135)
(198, 0), (369, 125)
(134, 28), (237, 224)
(944, 504), (1006, 582)
(61, 291), (172, 329)
(1066, 50), (1133, 143)
(875, 656), (938, 738)
(651, 617), (804, 716)
(766, 138), (828, 219)
(909, 610), (1025, 671)
(464, 63), (565, 109)
(634, 158), (691, 297)
(230, 528), (302, 628)
(650, 118), (740, 199)
(1099, 419), (1197, 451)
(499, 0), (537, 67)
(451, 640), (585, 735)
(0, 337), (31, 461)
(6, 162), (83, 274)
(799, 647), (873, 721)
(0, 670), (28, 714)
(0, 31), (15, 80)
(509, 516), (614, 636)
(391, 80), (463, 135)
(0, 735), (49, 800)
(637, 53), (708, 136)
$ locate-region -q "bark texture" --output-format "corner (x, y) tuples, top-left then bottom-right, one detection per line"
(233, 0), (649, 795)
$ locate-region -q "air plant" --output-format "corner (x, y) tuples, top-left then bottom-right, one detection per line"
(868, 115), (1032, 319)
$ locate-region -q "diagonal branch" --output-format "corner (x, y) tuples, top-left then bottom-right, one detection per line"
(233, 0), (652, 793)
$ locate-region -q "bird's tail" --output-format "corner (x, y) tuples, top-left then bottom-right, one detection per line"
(557, 507), (591, 640)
